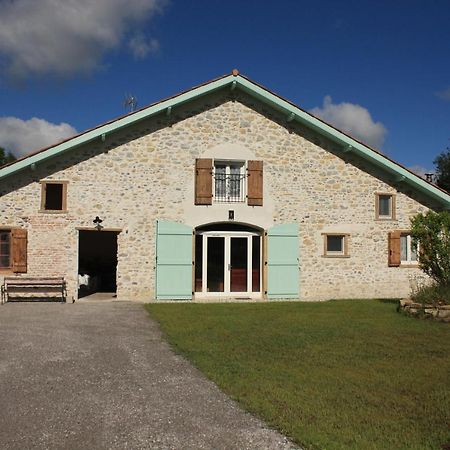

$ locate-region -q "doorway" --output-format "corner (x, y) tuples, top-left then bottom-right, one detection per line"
(195, 224), (262, 298)
(78, 230), (119, 299)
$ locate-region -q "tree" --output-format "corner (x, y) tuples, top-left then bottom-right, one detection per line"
(0, 147), (16, 167)
(410, 210), (450, 286)
(433, 147), (450, 192)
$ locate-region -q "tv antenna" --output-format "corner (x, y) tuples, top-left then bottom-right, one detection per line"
(123, 93), (138, 112)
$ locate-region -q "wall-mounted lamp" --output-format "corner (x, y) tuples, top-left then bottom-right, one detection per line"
(228, 210), (234, 220)
(93, 216), (104, 231)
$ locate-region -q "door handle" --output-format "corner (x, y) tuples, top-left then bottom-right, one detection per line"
(228, 264), (231, 271)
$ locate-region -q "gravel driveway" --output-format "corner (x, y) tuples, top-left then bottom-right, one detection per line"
(0, 302), (296, 449)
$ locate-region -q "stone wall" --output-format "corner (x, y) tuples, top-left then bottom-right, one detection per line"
(0, 90), (432, 301)
(399, 300), (450, 322)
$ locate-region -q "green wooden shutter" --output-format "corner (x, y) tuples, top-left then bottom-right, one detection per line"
(267, 223), (299, 299)
(156, 220), (193, 300)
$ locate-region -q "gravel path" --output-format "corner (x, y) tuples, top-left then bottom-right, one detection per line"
(0, 302), (297, 449)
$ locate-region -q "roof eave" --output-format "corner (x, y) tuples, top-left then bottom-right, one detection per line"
(1, 71), (449, 209)
(0, 73), (237, 180)
(236, 76), (450, 209)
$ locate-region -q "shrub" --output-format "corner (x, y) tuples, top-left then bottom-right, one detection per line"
(410, 281), (450, 305)
(410, 211), (450, 285)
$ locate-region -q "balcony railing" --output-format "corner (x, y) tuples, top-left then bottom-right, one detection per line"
(214, 173), (246, 203)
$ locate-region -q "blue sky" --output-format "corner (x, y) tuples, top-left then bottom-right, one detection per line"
(0, 0), (449, 175)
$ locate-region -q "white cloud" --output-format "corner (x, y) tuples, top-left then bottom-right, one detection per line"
(0, 0), (166, 79)
(436, 87), (450, 101)
(310, 96), (387, 149)
(129, 33), (160, 59)
(0, 117), (77, 158)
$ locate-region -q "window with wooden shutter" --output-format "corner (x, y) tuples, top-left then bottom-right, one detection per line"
(12, 229), (27, 273)
(247, 160), (263, 206)
(388, 231), (401, 267)
(195, 159), (213, 205)
(0, 230), (11, 269)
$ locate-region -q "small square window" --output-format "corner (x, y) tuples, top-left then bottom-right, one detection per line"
(41, 181), (67, 212)
(323, 234), (349, 257)
(376, 194), (395, 220)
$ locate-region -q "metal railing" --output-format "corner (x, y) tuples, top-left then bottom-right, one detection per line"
(214, 173), (246, 203)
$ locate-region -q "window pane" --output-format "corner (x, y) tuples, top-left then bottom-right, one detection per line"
(230, 237), (248, 292)
(400, 235), (407, 261)
(379, 195), (391, 216)
(215, 165), (226, 175)
(0, 231), (10, 267)
(45, 183), (64, 210)
(228, 172), (241, 199)
(327, 235), (343, 253)
(0, 231), (10, 268)
(214, 166), (226, 199)
(410, 244), (418, 262)
(0, 255), (9, 268)
(207, 237), (225, 292)
(410, 237), (418, 262)
(230, 165), (241, 175)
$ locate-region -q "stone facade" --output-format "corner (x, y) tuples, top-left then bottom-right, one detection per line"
(0, 89), (434, 302)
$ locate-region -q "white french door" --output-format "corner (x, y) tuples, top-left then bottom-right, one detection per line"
(195, 231), (261, 298)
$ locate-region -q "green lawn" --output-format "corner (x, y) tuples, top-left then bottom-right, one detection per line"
(145, 300), (450, 450)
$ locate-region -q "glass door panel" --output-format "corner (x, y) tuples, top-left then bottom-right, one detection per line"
(207, 237), (225, 292)
(195, 234), (203, 292)
(252, 235), (261, 292)
(230, 237), (248, 292)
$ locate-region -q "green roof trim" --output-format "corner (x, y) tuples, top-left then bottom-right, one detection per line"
(1, 71), (449, 209)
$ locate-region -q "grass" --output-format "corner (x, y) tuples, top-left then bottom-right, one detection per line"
(145, 300), (450, 450)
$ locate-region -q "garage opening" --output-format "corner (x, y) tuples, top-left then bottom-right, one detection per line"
(78, 230), (119, 299)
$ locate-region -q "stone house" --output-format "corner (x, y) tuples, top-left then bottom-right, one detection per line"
(1, 70), (449, 302)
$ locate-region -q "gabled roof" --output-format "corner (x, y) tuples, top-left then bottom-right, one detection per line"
(1, 69), (449, 209)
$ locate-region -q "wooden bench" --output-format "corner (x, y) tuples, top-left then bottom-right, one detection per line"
(1, 277), (66, 304)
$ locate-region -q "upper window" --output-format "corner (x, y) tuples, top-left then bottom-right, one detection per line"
(323, 233), (349, 257)
(376, 193), (395, 220)
(213, 161), (245, 203)
(400, 233), (418, 264)
(41, 181), (67, 212)
(194, 158), (262, 206)
(0, 230), (11, 269)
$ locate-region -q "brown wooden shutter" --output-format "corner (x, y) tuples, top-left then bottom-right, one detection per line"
(247, 160), (263, 206)
(388, 231), (401, 267)
(12, 228), (27, 273)
(195, 159), (212, 205)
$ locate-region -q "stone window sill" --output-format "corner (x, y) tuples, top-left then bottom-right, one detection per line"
(39, 210), (68, 214)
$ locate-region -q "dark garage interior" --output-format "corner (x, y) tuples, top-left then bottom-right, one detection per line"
(78, 230), (119, 298)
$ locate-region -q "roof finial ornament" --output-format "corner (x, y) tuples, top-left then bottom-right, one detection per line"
(232, 68), (239, 76)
